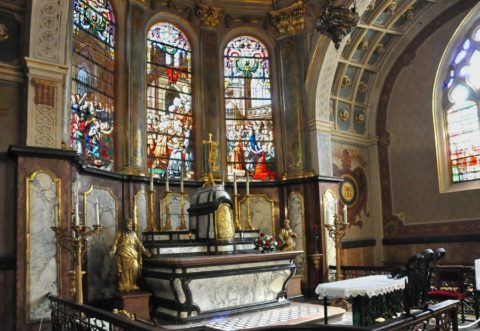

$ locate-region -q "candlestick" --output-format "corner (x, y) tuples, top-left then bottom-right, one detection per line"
(222, 171), (225, 187)
(166, 174), (170, 192)
(95, 198), (100, 225)
(51, 220), (102, 304)
(246, 173), (250, 195)
(233, 173), (237, 195)
(343, 204), (348, 224)
(324, 214), (348, 280)
(149, 166), (154, 191)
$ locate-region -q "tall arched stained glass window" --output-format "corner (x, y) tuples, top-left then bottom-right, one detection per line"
(442, 23), (480, 183)
(224, 36), (276, 181)
(70, 0), (115, 170)
(146, 23), (193, 179)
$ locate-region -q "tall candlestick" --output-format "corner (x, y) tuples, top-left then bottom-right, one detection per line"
(246, 174), (250, 195)
(149, 166), (154, 191)
(233, 173), (237, 195)
(166, 174), (170, 192)
(222, 171), (225, 187)
(95, 198), (100, 225)
(343, 204), (348, 224)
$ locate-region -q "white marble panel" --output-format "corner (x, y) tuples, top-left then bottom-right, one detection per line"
(158, 246), (208, 254)
(189, 269), (291, 312)
(28, 172), (59, 321)
(85, 186), (117, 301)
(289, 193), (306, 279)
(240, 195), (275, 235)
(236, 244), (255, 250)
(144, 278), (175, 300)
(217, 245), (234, 252)
(160, 193), (190, 230)
(134, 190), (147, 239)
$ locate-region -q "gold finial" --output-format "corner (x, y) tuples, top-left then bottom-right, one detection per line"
(202, 132), (218, 185)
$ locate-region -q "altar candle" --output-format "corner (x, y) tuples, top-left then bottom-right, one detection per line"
(95, 198), (100, 225)
(53, 203), (58, 226)
(180, 166), (184, 193)
(149, 166), (154, 191)
(246, 174), (250, 195)
(233, 173), (237, 195)
(74, 201), (79, 226)
(343, 204), (348, 224)
(166, 174), (170, 192)
(222, 171), (225, 187)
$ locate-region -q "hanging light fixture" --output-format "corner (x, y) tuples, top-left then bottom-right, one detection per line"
(316, 0), (360, 49)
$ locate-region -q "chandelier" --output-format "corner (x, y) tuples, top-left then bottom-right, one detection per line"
(316, 0), (360, 49)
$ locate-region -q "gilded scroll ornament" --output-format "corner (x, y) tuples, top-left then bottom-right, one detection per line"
(270, 1), (305, 36)
(0, 23), (9, 41)
(196, 3), (224, 28)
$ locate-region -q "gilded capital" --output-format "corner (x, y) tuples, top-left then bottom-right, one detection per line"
(270, 1), (305, 36)
(196, 3), (224, 28)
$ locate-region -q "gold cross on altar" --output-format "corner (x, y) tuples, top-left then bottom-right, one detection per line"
(202, 133), (218, 173)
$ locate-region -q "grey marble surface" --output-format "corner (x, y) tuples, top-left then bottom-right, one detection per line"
(134, 190), (147, 240)
(289, 193), (306, 278)
(189, 269), (291, 312)
(240, 195), (275, 235)
(85, 186), (117, 301)
(160, 193), (190, 230)
(28, 172), (58, 321)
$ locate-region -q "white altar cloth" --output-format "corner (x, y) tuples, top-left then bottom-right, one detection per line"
(315, 275), (407, 299)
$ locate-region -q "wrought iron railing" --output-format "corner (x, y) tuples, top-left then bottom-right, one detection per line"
(262, 300), (459, 330)
(329, 264), (478, 318)
(48, 294), (158, 331)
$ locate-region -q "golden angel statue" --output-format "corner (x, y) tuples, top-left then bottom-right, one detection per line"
(110, 219), (151, 292)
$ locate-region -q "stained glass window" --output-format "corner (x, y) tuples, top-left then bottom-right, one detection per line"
(443, 24), (480, 183)
(224, 36), (276, 181)
(146, 23), (193, 179)
(70, 0), (115, 170)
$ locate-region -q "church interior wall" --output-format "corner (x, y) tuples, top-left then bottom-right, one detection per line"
(3, 0), (480, 328)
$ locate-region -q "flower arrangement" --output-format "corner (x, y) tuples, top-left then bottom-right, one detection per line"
(255, 232), (282, 253)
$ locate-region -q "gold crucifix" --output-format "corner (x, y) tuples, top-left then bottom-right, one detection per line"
(202, 133), (218, 185)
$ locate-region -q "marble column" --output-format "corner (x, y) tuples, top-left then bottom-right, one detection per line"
(271, 1), (313, 179)
(123, 0), (148, 174)
(196, 3), (224, 179)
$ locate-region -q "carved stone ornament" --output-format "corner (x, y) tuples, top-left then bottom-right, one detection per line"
(339, 109), (350, 122)
(341, 75), (351, 88)
(196, 3), (224, 28)
(35, 104), (55, 147)
(270, 1), (305, 36)
(0, 23), (9, 41)
(35, 0), (63, 61)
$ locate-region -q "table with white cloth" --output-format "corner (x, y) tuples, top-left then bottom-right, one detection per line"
(315, 275), (407, 326)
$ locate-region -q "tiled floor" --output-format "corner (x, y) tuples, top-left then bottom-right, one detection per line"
(159, 302), (345, 330)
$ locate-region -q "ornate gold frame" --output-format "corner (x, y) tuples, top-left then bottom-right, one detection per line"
(133, 189), (147, 234)
(25, 169), (61, 322)
(239, 193), (277, 236)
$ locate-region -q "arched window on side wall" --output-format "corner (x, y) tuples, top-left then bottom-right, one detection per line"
(224, 36), (276, 181)
(70, 0), (115, 170)
(434, 15), (480, 192)
(146, 22), (193, 179)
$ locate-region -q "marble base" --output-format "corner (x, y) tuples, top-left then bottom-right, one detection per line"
(143, 251), (302, 322)
(114, 291), (151, 321)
